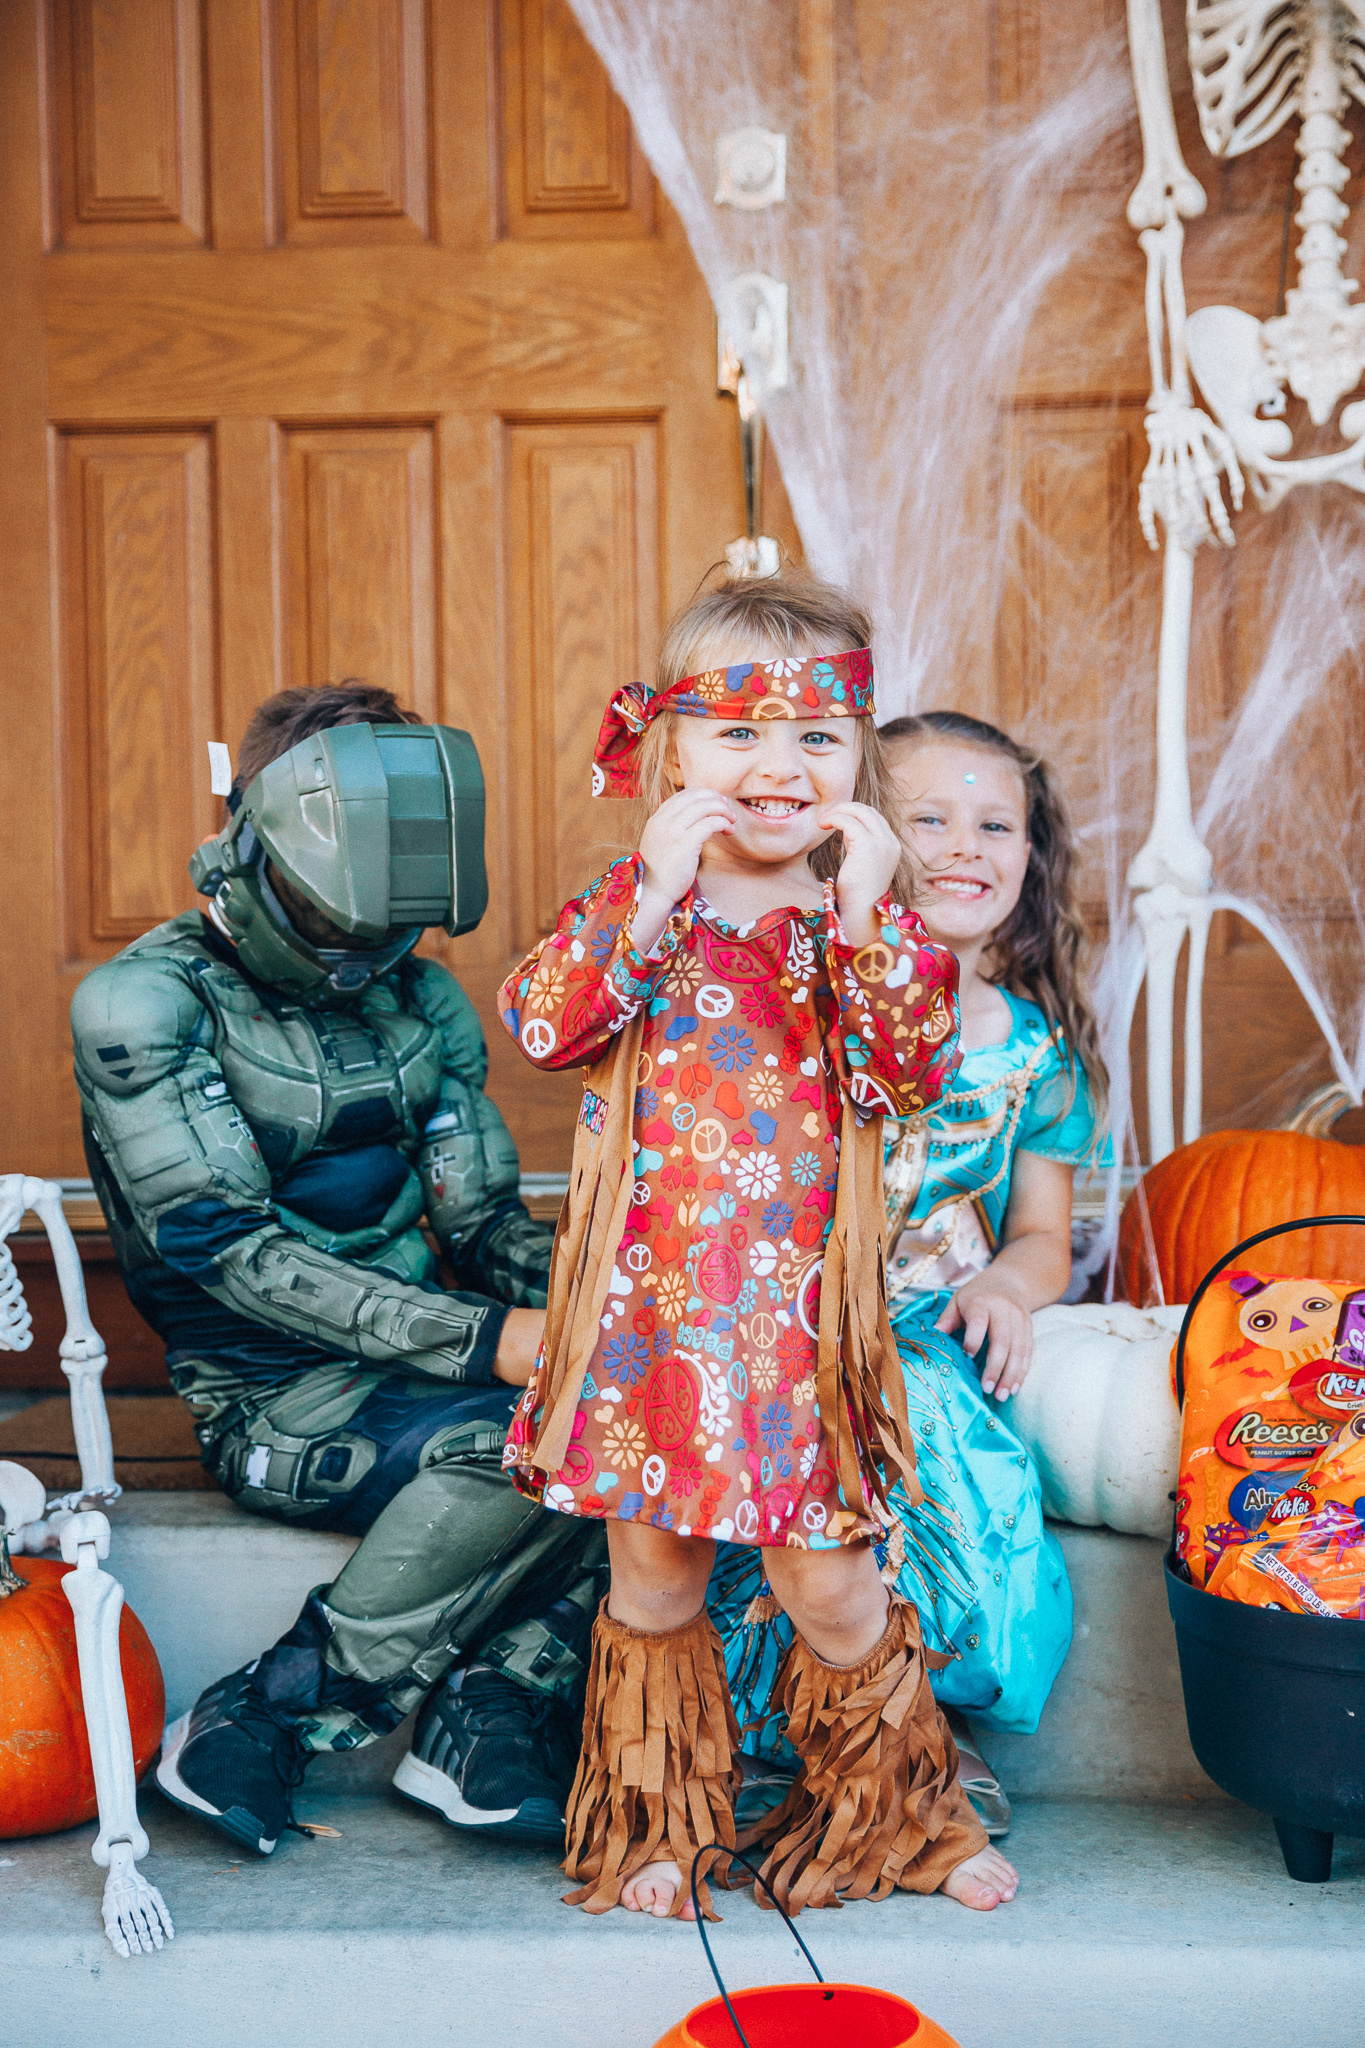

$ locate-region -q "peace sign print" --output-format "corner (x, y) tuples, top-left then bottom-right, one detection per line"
(521, 1017), (556, 1059)
(696, 984), (734, 1019)
(625, 1242), (652, 1273)
(691, 1117), (728, 1162)
(643, 1358), (699, 1449)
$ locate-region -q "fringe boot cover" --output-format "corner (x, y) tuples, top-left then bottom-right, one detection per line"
(563, 1602), (741, 1918)
(734, 1595), (988, 1914)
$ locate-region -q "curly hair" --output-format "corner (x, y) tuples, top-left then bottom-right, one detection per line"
(233, 682), (418, 795)
(629, 570), (918, 906)
(878, 709), (1108, 1129)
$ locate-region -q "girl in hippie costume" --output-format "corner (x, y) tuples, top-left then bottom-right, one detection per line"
(499, 575), (1017, 1921)
(715, 709), (1109, 1837)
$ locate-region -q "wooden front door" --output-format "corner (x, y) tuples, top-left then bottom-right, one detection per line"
(0, 0), (754, 1184)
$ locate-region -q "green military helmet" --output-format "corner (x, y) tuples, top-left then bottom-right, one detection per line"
(189, 722), (487, 1006)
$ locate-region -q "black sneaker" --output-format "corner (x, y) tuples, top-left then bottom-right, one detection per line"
(156, 1666), (310, 1855)
(391, 1664), (569, 1847)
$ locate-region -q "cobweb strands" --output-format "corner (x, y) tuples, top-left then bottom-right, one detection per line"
(567, 1), (1365, 1179)
(566, 4), (1132, 712)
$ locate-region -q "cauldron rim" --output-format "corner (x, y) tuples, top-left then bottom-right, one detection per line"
(1165, 1553), (1365, 1674)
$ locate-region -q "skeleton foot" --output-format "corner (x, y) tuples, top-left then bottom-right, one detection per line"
(101, 1840), (174, 1957)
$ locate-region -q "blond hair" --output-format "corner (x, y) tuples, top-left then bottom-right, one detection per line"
(633, 572), (918, 905)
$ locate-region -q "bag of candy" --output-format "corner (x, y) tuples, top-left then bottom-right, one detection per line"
(1174, 1269), (1365, 1588)
(1206, 1412), (1365, 1618)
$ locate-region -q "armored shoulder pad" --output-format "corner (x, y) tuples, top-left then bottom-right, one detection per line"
(403, 957), (487, 1088)
(72, 957), (208, 1096)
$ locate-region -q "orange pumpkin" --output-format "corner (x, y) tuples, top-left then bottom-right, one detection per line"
(0, 1553), (164, 1839)
(1118, 1129), (1365, 1307)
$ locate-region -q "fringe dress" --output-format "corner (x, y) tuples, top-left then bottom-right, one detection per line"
(497, 855), (961, 1537)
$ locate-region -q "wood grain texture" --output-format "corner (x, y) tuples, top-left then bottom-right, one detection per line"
(45, 248), (665, 413)
(275, 0), (430, 242)
(283, 422), (436, 713)
(505, 417), (658, 948)
(57, 430), (219, 949)
(498, 0), (652, 239)
(45, 0), (206, 248)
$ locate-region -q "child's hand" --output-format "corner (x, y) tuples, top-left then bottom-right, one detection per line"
(935, 1270), (1034, 1400)
(635, 789), (736, 951)
(818, 801), (903, 945)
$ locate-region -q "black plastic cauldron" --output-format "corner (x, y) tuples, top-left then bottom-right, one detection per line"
(1168, 1214), (1365, 1883)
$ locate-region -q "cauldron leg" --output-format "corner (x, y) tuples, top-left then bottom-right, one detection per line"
(1273, 1819), (1334, 1883)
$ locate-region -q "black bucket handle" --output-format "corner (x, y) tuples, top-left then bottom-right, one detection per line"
(688, 1843), (827, 2048)
(1173, 1213), (1365, 1407)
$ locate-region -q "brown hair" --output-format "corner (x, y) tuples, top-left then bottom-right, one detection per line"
(879, 709), (1108, 1129)
(631, 571), (918, 904)
(233, 682), (417, 793)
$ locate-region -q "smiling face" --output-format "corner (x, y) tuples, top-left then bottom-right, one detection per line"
(667, 633), (861, 873)
(888, 740), (1029, 948)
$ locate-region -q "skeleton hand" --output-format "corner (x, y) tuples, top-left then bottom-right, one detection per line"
(1139, 394), (1245, 549)
(101, 1841), (174, 1958)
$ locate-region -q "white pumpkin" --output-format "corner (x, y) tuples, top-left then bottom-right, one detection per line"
(1008, 1302), (1186, 1538)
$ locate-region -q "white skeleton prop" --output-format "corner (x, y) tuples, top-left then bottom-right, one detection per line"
(0, 1174), (172, 1958)
(1125, 0), (1365, 1158)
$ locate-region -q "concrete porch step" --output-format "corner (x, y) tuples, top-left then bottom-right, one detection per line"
(6, 1793), (1364, 2048)
(101, 1494), (1216, 1798)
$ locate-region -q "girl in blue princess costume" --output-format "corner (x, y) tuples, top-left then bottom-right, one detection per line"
(711, 710), (1109, 1834)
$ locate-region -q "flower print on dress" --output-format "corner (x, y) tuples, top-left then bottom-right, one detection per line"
(634, 1084), (658, 1120)
(670, 1447), (702, 1497)
(590, 922), (622, 967)
(707, 1024), (756, 1072)
(601, 1332), (650, 1388)
(735, 1151), (782, 1199)
(603, 1418), (646, 1468)
(740, 983), (785, 1030)
(790, 1151), (822, 1187)
(747, 1069), (784, 1109)
(526, 957), (565, 1014)
(750, 1352), (780, 1395)
(776, 1326), (811, 1378)
(655, 1272), (688, 1321)
(661, 953), (703, 996)
(761, 1198), (794, 1238)
(760, 1400), (793, 1452)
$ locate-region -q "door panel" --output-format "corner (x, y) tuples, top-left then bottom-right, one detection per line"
(57, 428), (219, 956)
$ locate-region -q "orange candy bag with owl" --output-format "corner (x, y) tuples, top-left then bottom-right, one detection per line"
(1206, 1413), (1365, 1618)
(1174, 1269), (1365, 1588)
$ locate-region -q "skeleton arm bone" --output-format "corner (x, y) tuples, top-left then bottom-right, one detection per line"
(1125, 0), (1207, 228)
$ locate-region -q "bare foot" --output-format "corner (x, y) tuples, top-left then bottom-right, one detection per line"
(619, 1859), (695, 1919)
(939, 1845), (1019, 1911)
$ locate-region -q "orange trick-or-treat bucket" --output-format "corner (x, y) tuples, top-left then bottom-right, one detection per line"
(650, 1850), (962, 2048)
(651, 1980), (960, 2047)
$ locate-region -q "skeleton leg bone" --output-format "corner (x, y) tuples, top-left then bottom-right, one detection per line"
(60, 1512), (174, 1957)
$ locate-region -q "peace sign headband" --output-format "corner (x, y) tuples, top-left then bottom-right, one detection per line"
(591, 646), (875, 798)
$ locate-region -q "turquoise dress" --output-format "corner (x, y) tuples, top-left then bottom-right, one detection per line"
(709, 991), (1103, 1752)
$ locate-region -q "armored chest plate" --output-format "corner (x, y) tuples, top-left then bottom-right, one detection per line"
(210, 983), (444, 1174)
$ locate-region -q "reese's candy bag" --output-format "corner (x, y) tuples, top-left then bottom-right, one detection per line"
(1206, 1412), (1365, 1618)
(1174, 1272), (1365, 1587)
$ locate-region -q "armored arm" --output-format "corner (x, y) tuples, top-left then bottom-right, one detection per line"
(406, 959), (555, 1308)
(73, 961), (507, 1383)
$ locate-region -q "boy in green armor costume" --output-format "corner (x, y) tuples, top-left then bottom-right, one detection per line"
(72, 684), (606, 1856)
